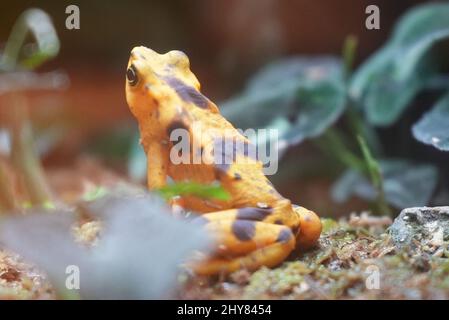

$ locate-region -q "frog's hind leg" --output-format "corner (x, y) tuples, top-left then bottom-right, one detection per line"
(188, 209), (295, 275)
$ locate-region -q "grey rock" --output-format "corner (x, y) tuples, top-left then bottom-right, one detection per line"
(389, 206), (449, 248)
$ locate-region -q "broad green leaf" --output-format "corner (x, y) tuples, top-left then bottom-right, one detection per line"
(222, 56), (346, 148)
(350, 3), (449, 126)
(247, 57), (342, 93)
(282, 81), (346, 146)
(0, 8), (60, 71)
(391, 3), (449, 46)
(222, 87), (294, 131)
(157, 182), (230, 201)
(331, 159), (438, 209)
(412, 92), (449, 151)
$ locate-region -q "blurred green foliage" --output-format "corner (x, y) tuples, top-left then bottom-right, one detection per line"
(413, 92), (449, 151)
(331, 160), (438, 209)
(0, 8), (62, 210)
(222, 57), (346, 150)
(350, 3), (449, 126)
(0, 8), (60, 71)
(216, 3), (449, 212)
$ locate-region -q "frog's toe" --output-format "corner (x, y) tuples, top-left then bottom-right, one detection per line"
(293, 205), (322, 249)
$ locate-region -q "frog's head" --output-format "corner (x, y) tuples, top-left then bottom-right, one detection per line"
(125, 46), (202, 119)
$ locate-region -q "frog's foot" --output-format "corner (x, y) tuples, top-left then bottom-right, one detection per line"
(187, 209), (295, 276)
(293, 205), (322, 249)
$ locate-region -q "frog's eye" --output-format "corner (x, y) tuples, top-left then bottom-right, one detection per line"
(127, 65), (139, 86)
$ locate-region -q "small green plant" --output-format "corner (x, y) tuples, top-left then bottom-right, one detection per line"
(220, 3), (449, 214)
(356, 135), (390, 215)
(157, 181), (230, 201)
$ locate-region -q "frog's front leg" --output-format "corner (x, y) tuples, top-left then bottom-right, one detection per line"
(188, 208), (295, 275)
(146, 140), (169, 189)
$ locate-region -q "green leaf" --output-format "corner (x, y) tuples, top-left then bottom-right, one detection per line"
(331, 159), (438, 209)
(222, 57), (346, 148)
(82, 186), (108, 201)
(350, 3), (449, 126)
(321, 218), (339, 234)
(412, 92), (449, 151)
(0, 8), (60, 71)
(157, 182), (230, 201)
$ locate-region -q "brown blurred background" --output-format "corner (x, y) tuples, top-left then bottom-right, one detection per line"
(1, 0), (427, 96)
(0, 0), (434, 215)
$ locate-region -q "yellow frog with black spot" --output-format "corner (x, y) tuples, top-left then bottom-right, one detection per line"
(125, 46), (322, 275)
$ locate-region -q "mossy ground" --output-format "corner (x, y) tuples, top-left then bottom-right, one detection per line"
(2, 212), (449, 299)
(180, 214), (449, 299)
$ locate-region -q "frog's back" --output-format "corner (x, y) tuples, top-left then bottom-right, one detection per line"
(168, 103), (287, 210)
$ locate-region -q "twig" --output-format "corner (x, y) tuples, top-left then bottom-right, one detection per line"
(342, 35), (358, 79)
(0, 71), (69, 95)
(6, 94), (53, 206)
(0, 161), (16, 212)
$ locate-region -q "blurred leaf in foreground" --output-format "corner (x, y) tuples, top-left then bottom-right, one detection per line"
(0, 193), (210, 299)
(350, 3), (449, 126)
(222, 57), (346, 153)
(331, 159), (438, 210)
(412, 93), (449, 151)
